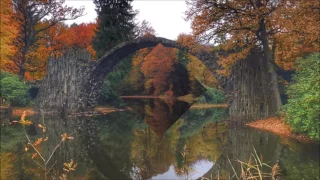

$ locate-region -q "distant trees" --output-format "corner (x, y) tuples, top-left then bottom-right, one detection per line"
(134, 20), (156, 37)
(141, 44), (178, 95)
(93, 0), (137, 58)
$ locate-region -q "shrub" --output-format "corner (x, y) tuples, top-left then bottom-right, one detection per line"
(0, 72), (30, 106)
(0, 70), (13, 80)
(283, 53), (320, 140)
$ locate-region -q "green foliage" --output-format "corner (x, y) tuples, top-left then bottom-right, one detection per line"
(280, 146), (320, 179)
(0, 70), (13, 80)
(177, 50), (188, 67)
(283, 53), (320, 140)
(178, 108), (227, 138)
(99, 56), (133, 107)
(0, 71), (30, 106)
(197, 87), (225, 104)
(0, 125), (24, 152)
(93, 0), (136, 58)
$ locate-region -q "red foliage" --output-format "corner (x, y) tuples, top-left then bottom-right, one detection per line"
(141, 43), (178, 95)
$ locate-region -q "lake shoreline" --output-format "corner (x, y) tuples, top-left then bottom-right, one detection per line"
(246, 117), (316, 143)
(12, 106), (315, 144)
(190, 104), (227, 108)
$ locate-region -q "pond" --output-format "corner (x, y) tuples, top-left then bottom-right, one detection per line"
(1, 98), (319, 179)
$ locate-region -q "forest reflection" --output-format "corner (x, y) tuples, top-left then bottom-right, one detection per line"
(1, 101), (319, 179)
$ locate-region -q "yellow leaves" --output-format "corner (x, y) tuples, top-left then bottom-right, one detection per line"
(19, 111), (33, 126)
(62, 159), (77, 173)
(61, 133), (67, 141)
(33, 138), (43, 146)
(38, 124), (46, 133)
(31, 153), (38, 159)
(59, 174), (67, 180)
(61, 133), (74, 141)
(25, 147), (29, 152)
(132, 48), (151, 67)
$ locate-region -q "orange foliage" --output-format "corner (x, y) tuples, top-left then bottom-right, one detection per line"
(132, 48), (151, 67)
(23, 22), (97, 81)
(176, 33), (211, 54)
(19, 111), (33, 126)
(61, 23), (97, 58)
(0, 0), (20, 73)
(141, 44), (178, 95)
(246, 117), (314, 143)
(186, 0), (320, 74)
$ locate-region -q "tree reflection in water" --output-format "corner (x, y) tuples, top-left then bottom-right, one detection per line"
(1, 100), (318, 179)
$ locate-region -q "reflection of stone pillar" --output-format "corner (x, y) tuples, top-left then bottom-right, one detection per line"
(0, 106), (12, 124)
(29, 114), (80, 176)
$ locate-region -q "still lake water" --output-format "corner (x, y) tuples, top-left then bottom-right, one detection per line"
(1, 99), (319, 179)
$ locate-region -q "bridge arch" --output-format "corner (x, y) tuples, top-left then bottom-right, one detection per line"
(85, 36), (218, 109)
(38, 36), (278, 122)
(38, 36), (218, 113)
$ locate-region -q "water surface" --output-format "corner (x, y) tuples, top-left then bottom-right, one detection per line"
(1, 99), (319, 179)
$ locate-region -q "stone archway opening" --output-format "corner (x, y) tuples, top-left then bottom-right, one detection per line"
(38, 36), (278, 122)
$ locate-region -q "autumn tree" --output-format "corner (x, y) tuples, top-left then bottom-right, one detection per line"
(0, 0), (19, 73)
(23, 22), (69, 80)
(21, 22), (97, 81)
(186, 0), (320, 111)
(12, 0), (84, 80)
(93, 0), (136, 58)
(141, 44), (178, 95)
(176, 33), (210, 54)
(65, 23), (97, 57)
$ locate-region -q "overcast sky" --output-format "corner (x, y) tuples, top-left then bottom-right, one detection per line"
(64, 0), (192, 40)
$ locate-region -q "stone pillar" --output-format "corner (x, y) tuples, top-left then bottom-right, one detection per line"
(37, 49), (93, 113)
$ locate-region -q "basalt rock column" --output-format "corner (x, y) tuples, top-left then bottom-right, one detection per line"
(37, 49), (93, 113)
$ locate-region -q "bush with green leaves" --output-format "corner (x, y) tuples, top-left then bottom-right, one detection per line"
(0, 70), (13, 80)
(283, 53), (320, 140)
(0, 71), (30, 106)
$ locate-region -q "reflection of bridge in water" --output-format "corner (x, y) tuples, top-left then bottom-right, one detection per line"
(9, 108), (318, 179)
(37, 35), (280, 122)
(18, 112), (286, 179)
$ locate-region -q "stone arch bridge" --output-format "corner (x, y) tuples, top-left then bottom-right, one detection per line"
(38, 36), (277, 121)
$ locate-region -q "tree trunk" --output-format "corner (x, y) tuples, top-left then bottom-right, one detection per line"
(258, 19), (282, 112)
(19, 67), (25, 80)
